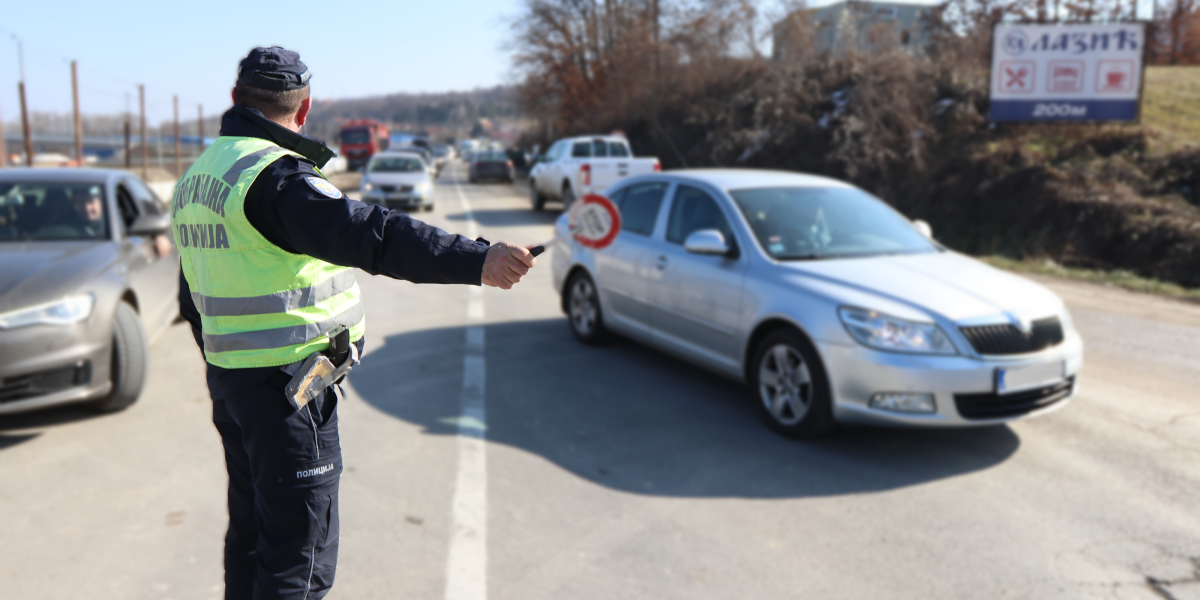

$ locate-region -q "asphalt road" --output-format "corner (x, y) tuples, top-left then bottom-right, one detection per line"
(1, 162), (1197, 600)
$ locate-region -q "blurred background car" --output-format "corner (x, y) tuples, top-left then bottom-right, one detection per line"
(468, 151), (515, 183)
(359, 152), (436, 212)
(0, 169), (178, 415)
(551, 170), (1083, 438)
(529, 135), (660, 211)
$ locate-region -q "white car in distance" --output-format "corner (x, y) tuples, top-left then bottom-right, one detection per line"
(359, 152), (435, 212)
(530, 135), (660, 211)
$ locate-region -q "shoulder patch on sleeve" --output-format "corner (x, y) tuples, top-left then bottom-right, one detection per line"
(305, 176), (343, 199)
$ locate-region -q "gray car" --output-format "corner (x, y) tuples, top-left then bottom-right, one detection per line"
(551, 170), (1083, 438)
(0, 169), (178, 415)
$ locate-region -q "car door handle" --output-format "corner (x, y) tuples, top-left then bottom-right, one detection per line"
(655, 255), (668, 270)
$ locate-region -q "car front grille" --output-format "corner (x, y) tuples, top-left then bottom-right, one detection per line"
(959, 317), (1064, 355)
(376, 185), (414, 193)
(0, 361), (92, 404)
(954, 377), (1074, 420)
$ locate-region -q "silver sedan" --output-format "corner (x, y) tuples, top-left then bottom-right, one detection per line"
(0, 169), (178, 415)
(550, 169), (1083, 438)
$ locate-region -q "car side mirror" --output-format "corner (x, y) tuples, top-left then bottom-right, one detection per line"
(913, 219), (933, 239)
(684, 229), (731, 256)
(127, 213), (171, 236)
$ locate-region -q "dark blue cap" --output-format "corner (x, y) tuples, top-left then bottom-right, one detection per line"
(237, 46), (311, 91)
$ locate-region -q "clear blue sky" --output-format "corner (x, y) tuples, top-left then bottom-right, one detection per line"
(0, 0), (524, 125)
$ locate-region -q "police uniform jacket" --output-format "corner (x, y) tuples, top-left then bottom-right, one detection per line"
(180, 105), (488, 399)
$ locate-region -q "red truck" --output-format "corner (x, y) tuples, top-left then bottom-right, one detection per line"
(340, 119), (390, 171)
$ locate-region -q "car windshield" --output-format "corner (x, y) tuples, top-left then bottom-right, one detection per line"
(342, 129), (370, 145)
(0, 182), (109, 242)
(369, 157), (425, 173)
(476, 152), (507, 161)
(729, 186), (936, 260)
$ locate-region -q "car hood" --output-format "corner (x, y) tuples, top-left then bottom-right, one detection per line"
(0, 242), (117, 313)
(365, 172), (428, 186)
(778, 251), (1064, 323)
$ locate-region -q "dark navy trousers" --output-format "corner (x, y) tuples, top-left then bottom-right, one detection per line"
(211, 370), (342, 600)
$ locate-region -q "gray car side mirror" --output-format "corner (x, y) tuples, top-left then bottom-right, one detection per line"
(684, 229), (731, 256)
(127, 214), (171, 236)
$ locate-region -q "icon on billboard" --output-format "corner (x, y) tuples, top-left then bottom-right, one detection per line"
(1047, 60), (1084, 93)
(998, 61), (1036, 93)
(1097, 60), (1134, 93)
(1002, 30), (1027, 55)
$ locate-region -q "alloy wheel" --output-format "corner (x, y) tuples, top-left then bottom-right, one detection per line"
(569, 277), (598, 337)
(757, 344), (812, 425)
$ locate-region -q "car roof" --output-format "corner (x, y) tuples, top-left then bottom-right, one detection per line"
(373, 151), (426, 158)
(0, 168), (122, 183)
(566, 135), (627, 143)
(657, 169), (855, 192)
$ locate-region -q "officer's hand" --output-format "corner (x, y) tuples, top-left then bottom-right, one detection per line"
(481, 242), (536, 290)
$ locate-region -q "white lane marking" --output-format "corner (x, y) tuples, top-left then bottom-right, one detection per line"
(445, 172), (487, 600)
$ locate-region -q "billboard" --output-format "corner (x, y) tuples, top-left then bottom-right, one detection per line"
(990, 23), (1145, 122)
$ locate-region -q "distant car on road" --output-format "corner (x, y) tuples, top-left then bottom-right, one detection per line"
(530, 135), (660, 211)
(551, 170), (1083, 438)
(468, 151), (515, 183)
(360, 152), (436, 212)
(0, 169), (179, 415)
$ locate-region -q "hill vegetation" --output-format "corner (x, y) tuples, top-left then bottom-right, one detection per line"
(511, 0), (1200, 290)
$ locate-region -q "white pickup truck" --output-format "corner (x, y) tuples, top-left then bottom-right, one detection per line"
(529, 135), (660, 210)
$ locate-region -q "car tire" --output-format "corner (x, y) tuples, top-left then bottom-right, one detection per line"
(92, 302), (149, 413)
(531, 182), (546, 211)
(562, 185), (576, 211)
(749, 328), (835, 439)
(566, 272), (609, 345)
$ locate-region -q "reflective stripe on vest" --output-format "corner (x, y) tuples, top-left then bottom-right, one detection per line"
(174, 137), (365, 369)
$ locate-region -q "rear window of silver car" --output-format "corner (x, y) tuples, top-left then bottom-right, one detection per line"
(0, 182), (110, 242)
(369, 158), (425, 173)
(730, 187), (936, 260)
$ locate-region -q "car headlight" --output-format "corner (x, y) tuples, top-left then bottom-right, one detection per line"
(415, 181), (432, 196)
(362, 181), (375, 192)
(838, 307), (957, 355)
(0, 293), (95, 329)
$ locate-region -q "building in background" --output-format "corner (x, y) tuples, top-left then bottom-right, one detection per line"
(772, 0), (932, 61)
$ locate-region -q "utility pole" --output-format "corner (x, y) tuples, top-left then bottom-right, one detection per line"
(652, 0), (660, 79)
(71, 61), (83, 167)
(0, 86), (6, 168)
(139, 85), (147, 180)
(198, 104), (205, 154)
(124, 92), (131, 168)
(16, 38), (33, 167)
(173, 95), (181, 177)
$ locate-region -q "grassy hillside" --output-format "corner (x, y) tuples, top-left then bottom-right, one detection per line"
(1142, 66), (1200, 149)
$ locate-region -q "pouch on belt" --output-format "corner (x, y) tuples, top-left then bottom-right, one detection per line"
(284, 325), (359, 411)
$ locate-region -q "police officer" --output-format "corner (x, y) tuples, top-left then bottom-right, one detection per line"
(175, 47), (535, 599)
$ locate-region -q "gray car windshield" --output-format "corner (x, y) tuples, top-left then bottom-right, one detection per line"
(0, 182), (109, 242)
(369, 158), (425, 173)
(730, 187), (936, 260)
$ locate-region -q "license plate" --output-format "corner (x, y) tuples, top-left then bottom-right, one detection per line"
(996, 361), (1065, 395)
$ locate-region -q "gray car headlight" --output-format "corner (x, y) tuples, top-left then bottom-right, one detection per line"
(838, 307), (957, 355)
(362, 181), (375, 192)
(415, 181), (432, 197)
(0, 293), (95, 329)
